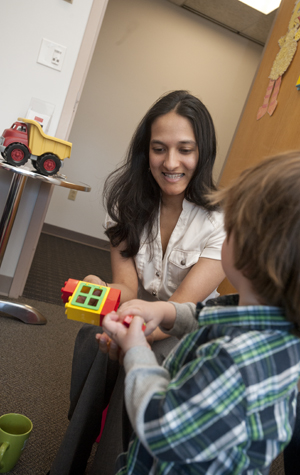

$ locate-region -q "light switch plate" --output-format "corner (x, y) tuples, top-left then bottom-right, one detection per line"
(37, 38), (67, 72)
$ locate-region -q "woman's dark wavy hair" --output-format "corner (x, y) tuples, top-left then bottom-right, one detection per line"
(104, 90), (218, 258)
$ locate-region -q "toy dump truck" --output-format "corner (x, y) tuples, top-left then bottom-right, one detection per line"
(0, 117), (72, 176)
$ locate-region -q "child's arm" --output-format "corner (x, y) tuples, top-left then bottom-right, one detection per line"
(102, 303), (247, 466)
(122, 334), (247, 465)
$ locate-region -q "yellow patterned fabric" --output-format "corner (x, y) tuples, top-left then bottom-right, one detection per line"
(268, 1), (300, 80)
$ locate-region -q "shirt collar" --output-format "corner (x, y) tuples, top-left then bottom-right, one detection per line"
(198, 304), (294, 332)
(178, 199), (197, 226)
(181, 198), (194, 213)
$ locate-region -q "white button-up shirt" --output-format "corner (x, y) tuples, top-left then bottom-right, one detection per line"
(105, 199), (225, 303)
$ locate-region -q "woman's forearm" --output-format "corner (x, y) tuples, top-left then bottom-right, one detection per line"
(151, 326), (171, 341)
(107, 282), (138, 304)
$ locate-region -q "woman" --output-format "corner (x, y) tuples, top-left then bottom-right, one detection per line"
(49, 91), (225, 475)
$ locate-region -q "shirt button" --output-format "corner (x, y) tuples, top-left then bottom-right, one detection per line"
(156, 271), (160, 277)
(181, 259), (186, 266)
(152, 291), (157, 296)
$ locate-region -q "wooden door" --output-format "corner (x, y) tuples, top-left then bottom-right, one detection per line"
(218, 0), (300, 295)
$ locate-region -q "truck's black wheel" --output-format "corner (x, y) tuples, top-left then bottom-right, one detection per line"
(5, 143), (30, 166)
(38, 154), (61, 176)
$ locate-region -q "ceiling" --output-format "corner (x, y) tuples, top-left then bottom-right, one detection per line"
(167, 0), (279, 46)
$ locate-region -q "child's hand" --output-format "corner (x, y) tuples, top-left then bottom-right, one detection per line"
(117, 300), (176, 335)
(102, 311), (149, 354)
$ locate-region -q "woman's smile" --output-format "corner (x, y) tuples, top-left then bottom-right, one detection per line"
(162, 172), (185, 182)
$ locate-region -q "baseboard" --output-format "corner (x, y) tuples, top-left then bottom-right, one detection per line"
(42, 224), (110, 251)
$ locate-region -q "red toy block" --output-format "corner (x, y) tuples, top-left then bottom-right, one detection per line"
(122, 315), (146, 331)
(100, 287), (121, 324)
(61, 278), (79, 303)
(123, 315), (133, 327)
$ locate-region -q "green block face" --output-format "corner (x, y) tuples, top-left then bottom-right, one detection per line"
(70, 282), (106, 311)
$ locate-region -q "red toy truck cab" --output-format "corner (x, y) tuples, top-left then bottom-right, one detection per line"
(0, 121), (31, 165)
(2, 122), (29, 148)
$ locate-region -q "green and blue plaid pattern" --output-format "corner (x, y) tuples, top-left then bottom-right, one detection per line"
(116, 301), (300, 475)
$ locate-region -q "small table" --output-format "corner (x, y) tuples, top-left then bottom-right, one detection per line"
(0, 159), (91, 324)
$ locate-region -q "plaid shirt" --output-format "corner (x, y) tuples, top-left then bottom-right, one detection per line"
(116, 298), (300, 475)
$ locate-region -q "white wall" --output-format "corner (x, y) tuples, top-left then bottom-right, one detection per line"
(45, 0), (263, 241)
(0, 0), (95, 136)
(0, 0), (104, 280)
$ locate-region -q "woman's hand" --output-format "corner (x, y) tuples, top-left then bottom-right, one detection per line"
(97, 321), (154, 364)
(96, 331), (123, 361)
(83, 274), (107, 286)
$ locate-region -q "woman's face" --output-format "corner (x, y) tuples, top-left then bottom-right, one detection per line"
(149, 111), (199, 200)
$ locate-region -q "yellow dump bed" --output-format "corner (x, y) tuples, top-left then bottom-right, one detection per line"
(18, 117), (72, 161)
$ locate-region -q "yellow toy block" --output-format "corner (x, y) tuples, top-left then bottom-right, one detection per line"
(65, 281), (110, 325)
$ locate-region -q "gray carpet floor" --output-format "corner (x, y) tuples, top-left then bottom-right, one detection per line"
(23, 233), (112, 306)
(0, 296), (83, 474)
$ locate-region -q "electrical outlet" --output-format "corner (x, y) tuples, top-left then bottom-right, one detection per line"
(68, 190), (77, 201)
(51, 48), (63, 66)
(37, 39), (67, 72)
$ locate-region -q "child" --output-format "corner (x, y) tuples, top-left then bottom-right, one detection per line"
(99, 152), (300, 475)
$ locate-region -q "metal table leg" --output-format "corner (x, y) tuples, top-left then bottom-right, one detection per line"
(0, 173), (47, 324)
(0, 173), (27, 266)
